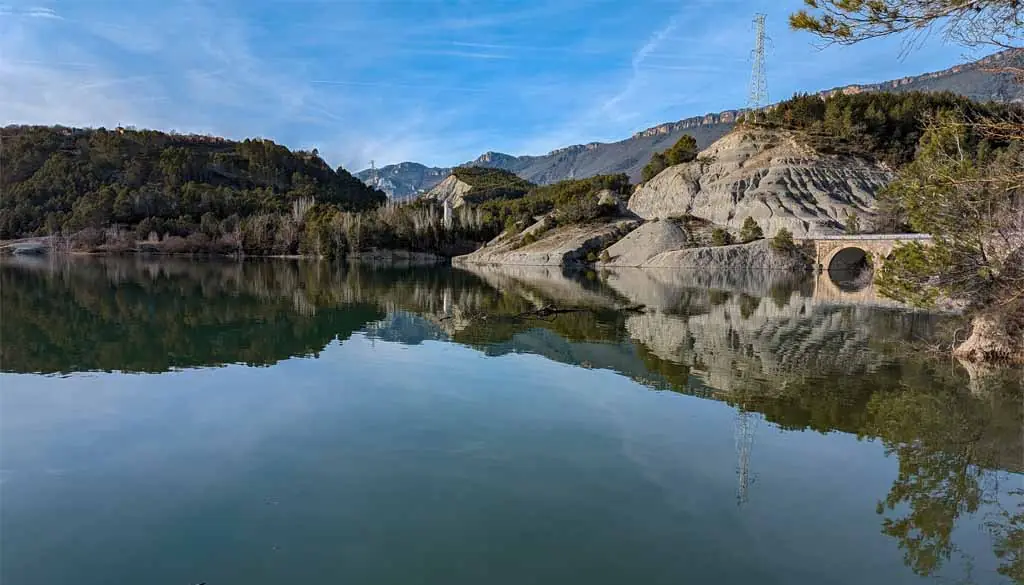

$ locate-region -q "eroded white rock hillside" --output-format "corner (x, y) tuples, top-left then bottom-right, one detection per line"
(628, 128), (892, 237)
(423, 175), (474, 208)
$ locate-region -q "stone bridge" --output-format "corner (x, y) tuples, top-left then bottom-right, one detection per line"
(803, 234), (933, 306)
(807, 234), (933, 272)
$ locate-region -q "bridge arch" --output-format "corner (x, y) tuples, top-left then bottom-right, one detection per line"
(826, 246), (872, 272)
(825, 246), (875, 291)
(813, 235), (932, 273)
(809, 234), (933, 305)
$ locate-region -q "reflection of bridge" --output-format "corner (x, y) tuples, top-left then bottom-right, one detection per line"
(812, 271), (903, 305)
(805, 234), (933, 306)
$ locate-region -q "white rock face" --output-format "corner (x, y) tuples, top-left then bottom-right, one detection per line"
(423, 174), (474, 208)
(599, 220), (690, 267)
(453, 218), (641, 267)
(628, 129), (892, 236)
(642, 240), (808, 271)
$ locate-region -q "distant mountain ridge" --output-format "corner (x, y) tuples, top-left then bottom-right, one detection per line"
(356, 50), (1023, 199)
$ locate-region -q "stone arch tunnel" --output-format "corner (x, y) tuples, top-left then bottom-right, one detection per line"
(807, 234), (934, 299)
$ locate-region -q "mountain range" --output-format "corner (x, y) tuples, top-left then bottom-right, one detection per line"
(355, 49), (1023, 199)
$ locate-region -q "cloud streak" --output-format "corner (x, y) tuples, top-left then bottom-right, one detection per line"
(26, 6), (60, 19)
(309, 80), (488, 93)
(408, 49), (513, 60)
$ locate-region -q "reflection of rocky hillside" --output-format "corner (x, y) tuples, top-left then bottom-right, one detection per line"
(365, 311), (449, 345)
(455, 264), (625, 309)
(623, 297), (937, 393)
(600, 267), (811, 311)
(447, 264), (944, 396)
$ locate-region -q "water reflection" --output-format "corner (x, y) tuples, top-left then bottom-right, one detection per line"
(1, 255), (1021, 583)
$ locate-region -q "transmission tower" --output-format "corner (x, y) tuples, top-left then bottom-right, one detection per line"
(734, 407), (758, 507)
(747, 13), (769, 121)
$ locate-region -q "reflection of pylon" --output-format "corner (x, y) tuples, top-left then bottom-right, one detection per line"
(734, 409), (757, 506)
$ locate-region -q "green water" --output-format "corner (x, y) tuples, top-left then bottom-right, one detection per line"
(1, 256), (1021, 585)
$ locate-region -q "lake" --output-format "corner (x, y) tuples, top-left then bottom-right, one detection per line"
(1, 256), (1021, 585)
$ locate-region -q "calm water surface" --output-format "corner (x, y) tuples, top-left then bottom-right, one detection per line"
(1, 256), (1021, 585)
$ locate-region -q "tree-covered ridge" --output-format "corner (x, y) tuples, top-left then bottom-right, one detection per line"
(479, 173), (632, 229)
(760, 91), (1019, 166)
(0, 125), (386, 240)
(450, 166), (535, 204)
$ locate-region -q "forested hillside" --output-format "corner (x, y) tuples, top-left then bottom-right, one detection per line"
(0, 126), (385, 241)
(450, 167), (535, 204)
(760, 91), (1018, 166)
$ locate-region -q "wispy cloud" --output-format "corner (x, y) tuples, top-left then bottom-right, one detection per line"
(407, 49), (513, 60)
(447, 40), (608, 55)
(600, 12), (689, 117)
(450, 41), (535, 51)
(77, 75), (152, 91)
(25, 6), (60, 19)
(309, 80), (488, 93)
(631, 17), (681, 70)
(636, 64), (728, 73)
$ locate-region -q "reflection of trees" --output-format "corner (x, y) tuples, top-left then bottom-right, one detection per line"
(0, 258), (441, 373)
(866, 391), (986, 576)
(725, 358), (1021, 582)
(864, 376), (1023, 582)
(989, 490), (1024, 583)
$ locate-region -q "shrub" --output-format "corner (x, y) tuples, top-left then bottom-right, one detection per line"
(71, 227), (105, 250)
(739, 217), (764, 243)
(504, 216), (521, 235)
(600, 250), (611, 263)
(558, 195), (618, 225)
(771, 228), (795, 252)
(161, 235), (192, 254)
(844, 211), (860, 235)
(711, 227), (733, 246)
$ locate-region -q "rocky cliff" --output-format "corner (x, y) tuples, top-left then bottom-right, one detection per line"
(628, 128), (890, 236)
(422, 174), (474, 208)
(355, 162), (451, 201)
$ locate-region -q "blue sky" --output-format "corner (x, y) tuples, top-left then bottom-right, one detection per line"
(1, 0), (978, 170)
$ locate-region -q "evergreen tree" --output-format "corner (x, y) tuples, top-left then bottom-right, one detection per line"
(771, 228), (795, 252)
(739, 217), (764, 243)
(641, 134), (699, 182)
